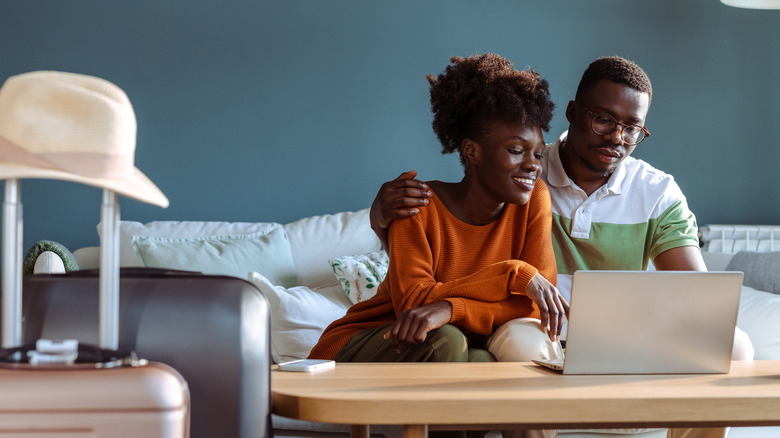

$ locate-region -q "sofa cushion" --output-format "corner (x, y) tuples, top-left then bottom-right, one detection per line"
(133, 226), (297, 287)
(737, 285), (780, 360)
(100, 220), (282, 267)
(283, 208), (382, 288)
(330, 249), (388, 304)
(727, 251), (780, 294)
(248, 272), (349, 363)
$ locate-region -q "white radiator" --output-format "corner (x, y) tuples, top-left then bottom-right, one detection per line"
(699, 225), (780, 253)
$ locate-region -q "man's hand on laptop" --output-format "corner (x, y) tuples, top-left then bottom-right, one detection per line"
(525, 273), (569, 342)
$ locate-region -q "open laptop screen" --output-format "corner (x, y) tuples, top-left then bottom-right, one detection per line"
(537, 270), (742, 375)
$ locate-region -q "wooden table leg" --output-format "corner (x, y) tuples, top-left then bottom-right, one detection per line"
(403, 424), (428, 438)
(351, 424), (369, 438)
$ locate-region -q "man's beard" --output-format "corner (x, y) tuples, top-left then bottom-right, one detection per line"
(573, 144), (617, 179)
(582, 157), (615, 178)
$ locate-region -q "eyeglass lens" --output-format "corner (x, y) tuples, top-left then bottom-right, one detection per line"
(591, 113), (645, 145)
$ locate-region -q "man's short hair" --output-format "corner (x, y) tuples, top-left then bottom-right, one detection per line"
(575, 56), (653, 104)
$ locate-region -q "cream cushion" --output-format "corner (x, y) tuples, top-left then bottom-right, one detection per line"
(132, 226), (297, 287)
(248, 271), (349, 363)
(283, 208), (381, 288)
(99, 220), (281, 267)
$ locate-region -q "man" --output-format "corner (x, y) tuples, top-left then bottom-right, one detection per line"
(369, 56), (752, 438)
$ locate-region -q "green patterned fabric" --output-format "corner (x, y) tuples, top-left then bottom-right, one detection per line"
(329, 250), (389, 304)
(23, 240), (79, 275)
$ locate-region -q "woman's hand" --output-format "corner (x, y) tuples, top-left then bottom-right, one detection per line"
(525, 273), (569, 342)
(385, 301), (453, 353)
(370, 171), (433, 250)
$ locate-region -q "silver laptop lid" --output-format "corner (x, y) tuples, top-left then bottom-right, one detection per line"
(562, 271), (743, 375)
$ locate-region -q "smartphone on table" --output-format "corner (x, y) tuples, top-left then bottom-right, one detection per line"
(278, 359), (336, 372)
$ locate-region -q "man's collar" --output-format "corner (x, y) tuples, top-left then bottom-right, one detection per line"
(545, 131), (572, 188)
(605, 155), (626, 196)
(546, 130), (625, 196)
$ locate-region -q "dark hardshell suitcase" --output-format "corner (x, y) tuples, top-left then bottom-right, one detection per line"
(1, 185), (191, 437)
(20, 268), (273, 438)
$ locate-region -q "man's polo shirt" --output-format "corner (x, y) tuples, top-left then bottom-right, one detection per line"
(542, 132), (700, 302)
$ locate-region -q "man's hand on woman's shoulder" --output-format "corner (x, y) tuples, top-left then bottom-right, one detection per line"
(370, 170), (433, 249)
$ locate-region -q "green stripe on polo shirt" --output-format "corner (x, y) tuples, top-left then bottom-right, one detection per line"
(552, 200), (700, 274)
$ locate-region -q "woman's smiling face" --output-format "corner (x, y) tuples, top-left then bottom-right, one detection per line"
(469, 119), (546, 207)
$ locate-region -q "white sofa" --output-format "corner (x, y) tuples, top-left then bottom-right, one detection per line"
(32, 211), (780, 438)
(696, 226), (780, 438)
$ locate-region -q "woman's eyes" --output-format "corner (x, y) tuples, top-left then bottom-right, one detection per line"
(508, 149), (543, 159)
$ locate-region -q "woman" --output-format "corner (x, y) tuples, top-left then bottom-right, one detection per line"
(309, 53), (567, 363)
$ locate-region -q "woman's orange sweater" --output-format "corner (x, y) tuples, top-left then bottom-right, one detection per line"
(308, 181), (557, 360)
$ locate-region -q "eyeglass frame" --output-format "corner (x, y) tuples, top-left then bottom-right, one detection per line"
(575, 100), (651, 146)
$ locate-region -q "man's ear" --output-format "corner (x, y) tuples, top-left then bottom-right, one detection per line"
(565, 100), (577, 124)
(461, 139), (479, 165)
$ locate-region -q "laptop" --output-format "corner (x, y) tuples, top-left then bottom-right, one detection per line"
(532, 270), (743, 375)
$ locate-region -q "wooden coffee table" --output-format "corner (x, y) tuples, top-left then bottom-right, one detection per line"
(272, 361), (780, 438)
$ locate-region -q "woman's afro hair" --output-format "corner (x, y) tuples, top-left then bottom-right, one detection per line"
(427, 53), (554, 155)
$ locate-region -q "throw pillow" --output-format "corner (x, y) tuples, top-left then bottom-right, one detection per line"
(726, 251), (780, 294)
(283, 208), (382, 288)
(100, 220), (281, 267)
(329, 250), (389, 304)
(248, 272), (350, 363)
(132, 225), (297, 287)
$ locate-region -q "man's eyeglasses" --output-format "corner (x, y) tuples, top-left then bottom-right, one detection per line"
(575, 100), (650, 146)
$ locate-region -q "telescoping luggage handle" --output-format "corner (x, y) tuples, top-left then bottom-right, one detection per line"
(2, 180), (130, 362)
(99, 188), (121, 350)
(2, 179), (22, 349)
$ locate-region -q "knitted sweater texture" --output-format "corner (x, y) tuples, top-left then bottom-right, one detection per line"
(308, 181), (557, 360)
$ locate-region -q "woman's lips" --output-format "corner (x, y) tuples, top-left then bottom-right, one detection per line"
(513, 176), (536, 191)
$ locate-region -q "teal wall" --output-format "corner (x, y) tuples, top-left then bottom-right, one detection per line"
(1, 0), (778, 252)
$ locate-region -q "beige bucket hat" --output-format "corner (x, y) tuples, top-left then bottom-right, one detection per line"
(0, 71), (169, 208)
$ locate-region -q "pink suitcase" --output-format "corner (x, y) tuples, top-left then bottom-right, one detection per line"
(0, 364), (189, 436)
(0, 183), (191, 437)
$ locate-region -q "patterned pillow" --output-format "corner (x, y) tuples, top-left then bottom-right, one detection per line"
(329, 250), (389, 304)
